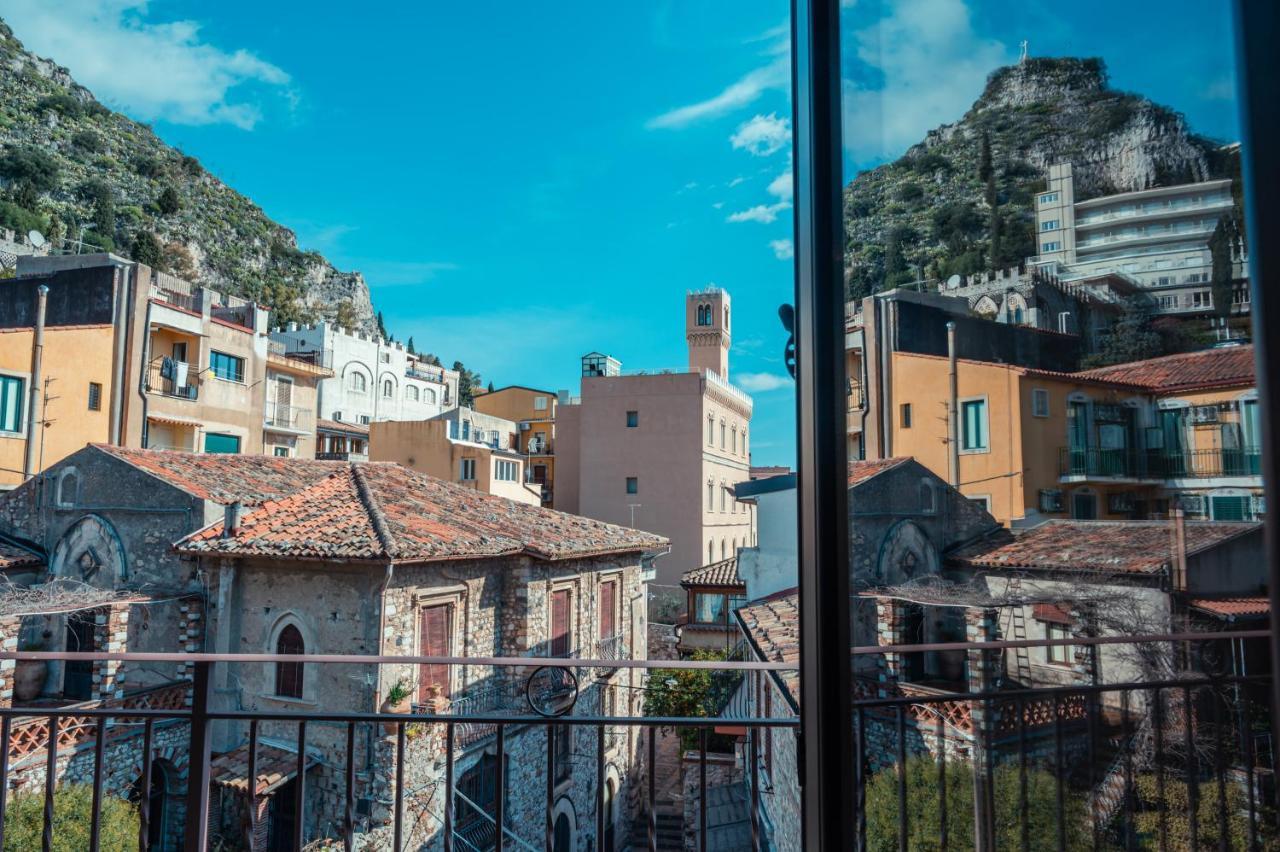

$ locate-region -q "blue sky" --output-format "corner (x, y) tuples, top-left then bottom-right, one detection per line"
(2, 0), (1242, 467)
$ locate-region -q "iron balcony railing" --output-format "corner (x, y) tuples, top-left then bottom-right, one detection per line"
(596, 634), (625, 663)
(1059, 446), (1264, 480)
(0, 650), (794, 852)
(406, 365), (446, 383)
(145, 358), (199, 401)
(263, 403), (313, 432)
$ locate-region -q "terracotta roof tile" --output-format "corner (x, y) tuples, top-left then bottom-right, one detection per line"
(316, 418), (370, 437)
(948, 519), (1261, 574)
(1075, 345), (1255, 393)
(211, 743), (314, 795)
(848, 457), (910, 487)
(94, 445), (342, 506)
(736, 589), (800, 705)
(177, 460), (667, 564)
(682, 557), (742, 588)
(0, 540), (42, 571)
(1189, 597), (1270, 618)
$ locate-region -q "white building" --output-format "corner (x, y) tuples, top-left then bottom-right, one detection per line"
(1032, 162), (1250, 317)
(269, 321), (460, 426)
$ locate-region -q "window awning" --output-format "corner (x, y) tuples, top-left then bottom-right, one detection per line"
(1032, 603), (1073, 625)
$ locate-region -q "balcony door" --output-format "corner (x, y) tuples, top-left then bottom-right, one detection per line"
(418, 604), (452, 703)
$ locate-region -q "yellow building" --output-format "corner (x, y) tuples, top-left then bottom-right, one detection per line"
(472, 384), (556, 505)
(855, 344), (1260, 525)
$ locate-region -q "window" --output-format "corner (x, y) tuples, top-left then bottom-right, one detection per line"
(720, 539), (727, 559)
(382, 379), (394, 398)
(460, 458), (476, 480)
(626, 476), (638, 495)
(707, 480), (714, 511)
(1045, 622), (1074, 665)
(731, 427), (737, 452)
(347, 372), (367, 393)
(694, 593), (727, 624)
(203, 433), (241, 454)
(494, 459), (518, 481)
(960, 399), (988, 451)
(720, 484), (726, 512)
(707, 541), (714, 563)
(1040, 192), (1058, 204)
(0, 375), (23, 433)
(56, 469), (78, 507)
(379, 352), (390, 364)
(1032, 389), (1050, 418)
(424, 388), (437, 404)
(707, 414), (714, 445)
(550, 588), (571, 657)
(599, 579), (617, 639)
(359, 415), (371, 425)
(968, 495), (991, 512)
(1041, 219), (1059, 231)
(273, 446), (290, 457)
(419, 604), (452, 701)
(1042, 241), (1061, 252)
(274, 624), (305, 699)
(209, 351), (244, 382)
(1072, 491), (1098, 520)
(720, 421), (726, 448)
(900, 403), (912, 428)
(534, 396), (548, 411)
(87, 382), (102, 411)
(626, 410), (638, 428)
(554, 724), (572, 786)
(406, 385), (420, 402)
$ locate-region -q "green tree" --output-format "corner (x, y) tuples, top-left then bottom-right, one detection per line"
(883, 226), (914, 290)
(1208, 215), (1238, 320)
(453, 361), (482, 407)
(865, 758), (1088, 851)
(1132, 773), (1271, 850)
(487, 380), (495, 393)
(1081, 297), (1164, 368)
(81, 179), (115, 238)
(335, 300), (359, 330)
(0, 146), (59, 209)
(3, 785), (138, 851)
(156, 185), (181, 216)
(376, 311), (389, 341)
(406, 336), (416, 355)
(643, 649), (737, 751)
(131, 230), (164, 268)
(977, 132), (993, 184)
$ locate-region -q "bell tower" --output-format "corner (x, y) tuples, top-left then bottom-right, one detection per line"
(686, 287), (731, 379)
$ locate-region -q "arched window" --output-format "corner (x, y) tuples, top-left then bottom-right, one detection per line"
(707, 415), (715, 446)
(708, 541), (714, 564)
(707, 480), (714, 511)
(382, 379), (394, 398)
(424, 388), (437, 405)
(56, 468), (79, 508)
(720, 482), (726, 512)
(731, 427), (737, 454)
(732, 538), (738, 553)
(275, 624), (305, 699)
(347, 372), (367, 393)
(405, 385), (420, 402)
(720, 539), (727, 560)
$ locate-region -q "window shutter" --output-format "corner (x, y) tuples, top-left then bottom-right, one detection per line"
(419, 605), (451, 701)
(551, 589), (570, 657)
(600, 582), (616, 639)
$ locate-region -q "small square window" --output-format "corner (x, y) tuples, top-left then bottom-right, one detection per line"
(87, 382), (102, 411)
(625, 477), (638, 495)
(1032, 389), (1050, 418)
(900, 403), (912, 429)
(273, 446), (290, 457)
(626, 410), (638, 428)
(460, 459), (476, 481)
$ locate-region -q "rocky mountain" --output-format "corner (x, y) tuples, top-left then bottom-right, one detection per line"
(843, 57), (1239, 298)
(0, 18), (373, 328)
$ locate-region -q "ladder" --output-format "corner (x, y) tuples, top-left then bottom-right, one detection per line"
(1002, 578), (1033, 686)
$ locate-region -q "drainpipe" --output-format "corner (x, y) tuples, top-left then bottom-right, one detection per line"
(22, 285), (48, 479)
(368, 560), (395, 776)
(136, 299), (154, 449)
(947, 321), (960, 488)
(108, 263), (133, 445)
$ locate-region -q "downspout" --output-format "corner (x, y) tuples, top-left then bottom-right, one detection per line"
(109, 263), (133, 445)
(136, 299), (154, 448)
(22, 285), (47, 479)
(947, 321), (960, 488)
(369, 559), (394, 777)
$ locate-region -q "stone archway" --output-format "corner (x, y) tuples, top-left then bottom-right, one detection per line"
(50, 514), (127, 589)
(875, 519), (939, 587)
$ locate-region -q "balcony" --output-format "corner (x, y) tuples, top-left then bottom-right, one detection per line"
(1060, 447), (1265, 482)
(264, 403), (314, 434)
(145, 358), (199, 401)
(406, 364), (446, 383)
(1159, 447), (1263, 480)
(316, 451), (369, 462)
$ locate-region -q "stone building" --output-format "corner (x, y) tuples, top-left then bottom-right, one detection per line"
(173, 458), (666, 850)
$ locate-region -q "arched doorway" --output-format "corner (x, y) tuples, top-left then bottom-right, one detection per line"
(603, 777), (617, 852)
(554, 813), (572, 852)
(63, 611), (96, 700)
(131, 761), (171, 850)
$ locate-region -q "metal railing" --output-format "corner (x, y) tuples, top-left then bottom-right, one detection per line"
(596, 634), (625, 663)
(263, 403), (313, 432)
(0, 651), (794, 852)
(1059, 446), (1264, 480)
(316, 451), (369, 462)
(145, 359), (199, 401)
(406, 365), (446, 383)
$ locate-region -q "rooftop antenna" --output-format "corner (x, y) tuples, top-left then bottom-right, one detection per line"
(1019, 40), (1029, 64)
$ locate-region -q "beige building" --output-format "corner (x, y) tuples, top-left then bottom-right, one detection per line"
(369, 407), (541, 505)
(557, 288), (755, 607)
(472, 384), (557, 505)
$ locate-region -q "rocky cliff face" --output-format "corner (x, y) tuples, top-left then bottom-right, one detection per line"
(843, 57), (1235, 298)
(0, 19), (374, 328)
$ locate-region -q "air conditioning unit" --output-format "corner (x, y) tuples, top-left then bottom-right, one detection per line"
(1039, 489), (1065, 513)
(1190, 405), (1220, 424)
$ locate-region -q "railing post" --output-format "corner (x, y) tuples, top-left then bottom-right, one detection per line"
(184, 661), (213, 852)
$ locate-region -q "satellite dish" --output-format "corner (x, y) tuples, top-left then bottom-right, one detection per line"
(27, 230), (46, 248)
(946, 274), (962, 290)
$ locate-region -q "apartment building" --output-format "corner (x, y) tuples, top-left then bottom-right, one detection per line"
(557, 288), (754, 605)
(0, 255), (331, 488)
(269, 321), (459, 427)
(1033, 162), (1250, 318)
(472, 384), (557, 505)
(369, 407), (541, 505)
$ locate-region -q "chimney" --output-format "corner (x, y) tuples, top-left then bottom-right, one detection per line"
(223, 501), (243, 537)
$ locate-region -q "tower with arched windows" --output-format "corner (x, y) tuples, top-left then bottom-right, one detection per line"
(686, 287), (731, 380)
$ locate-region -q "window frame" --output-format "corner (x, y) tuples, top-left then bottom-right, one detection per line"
(959, 396), (990, 453)
(0, 373), (25, 435)
(208, 350), (245, 383)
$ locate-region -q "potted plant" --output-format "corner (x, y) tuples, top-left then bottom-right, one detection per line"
(380, 680), (412, 734)
(13, 637), (47, 703)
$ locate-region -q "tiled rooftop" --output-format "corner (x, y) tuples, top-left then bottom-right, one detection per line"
(177, 461), (667, 563)
(947, 519), (1261, 574)
(682, 557), (742, 588)
(736, 588), (799, 705)
(1189, 597), (1270, 618)
(96, 445), (342, 506)
(0, 540), (42, 571)
(1075, 345), (1255, 393)
(210, 742), (314, 796)
(848, 457), (910, 487)
(316, 418), (370, 437)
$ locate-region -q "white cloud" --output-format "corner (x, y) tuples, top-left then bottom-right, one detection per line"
(1201, 76), (1235, 102)
(736, 372), (792, 393)
(728, 176), (746, 187)
(712, 201), (725, 210)
(769, 238), (794, 260)
(727, 202), (790, 224)
(842, 0), (1009, 163)
(766, 164), (793, 202)
(358, 260), (459, 288)
(730, 113), (792, 157)
(2, 0), (294, 129)
(646, 56), (789, 130)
